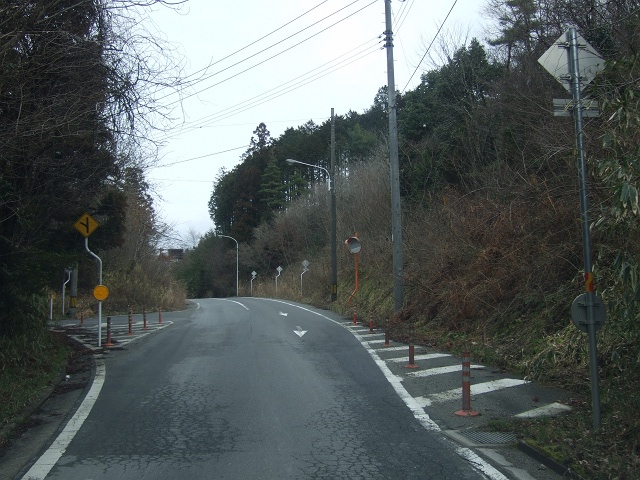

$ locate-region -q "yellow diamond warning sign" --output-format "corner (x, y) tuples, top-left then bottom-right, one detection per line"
(74, 213), (99, 238)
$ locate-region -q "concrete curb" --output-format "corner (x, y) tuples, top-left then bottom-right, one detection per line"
(517, 441), (586, 479)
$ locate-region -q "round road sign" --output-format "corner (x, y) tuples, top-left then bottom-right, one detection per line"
(570, 293), (605, 333)
(93, 284), (109, 301)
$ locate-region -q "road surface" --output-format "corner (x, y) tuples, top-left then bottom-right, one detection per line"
(21, 298), (489, 479)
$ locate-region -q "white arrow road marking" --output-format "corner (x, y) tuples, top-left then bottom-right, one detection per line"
(279, 312), (288, 316)
(294, 326), (307, 337)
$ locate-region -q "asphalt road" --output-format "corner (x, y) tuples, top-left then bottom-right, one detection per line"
(18, 298), (491, 479)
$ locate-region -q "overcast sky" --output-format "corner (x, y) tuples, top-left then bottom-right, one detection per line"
(141, 0), (487, 246)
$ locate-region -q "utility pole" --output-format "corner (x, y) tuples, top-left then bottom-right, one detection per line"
(385, 0), (404, 313)
(330, 108), (338, 301)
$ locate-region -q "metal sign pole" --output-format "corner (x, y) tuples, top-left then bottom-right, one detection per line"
(568, 27), (601, 430)
(85, 238), (103, 348)
(62, 268), (71, 314)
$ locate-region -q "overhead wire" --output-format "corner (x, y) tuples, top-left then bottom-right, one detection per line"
(400, 0), (458, 94)
(160, 0), (376, 106)
(154, 144), (250, 169)
(152, 1), (382, 167)
(393, 0), (414, 33)
(155, 38), (379, 163)
(170, 0), (329, 85)
(163, 37), (383, 138)
(392, 0), (416, 81)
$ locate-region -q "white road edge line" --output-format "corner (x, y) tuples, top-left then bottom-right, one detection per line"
(22, 359), (106, 480)
(259, 298), (509, 480)
(219, 298), (250, 310)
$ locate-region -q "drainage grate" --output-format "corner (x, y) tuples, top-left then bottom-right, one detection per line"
(456, 430), (518, 445)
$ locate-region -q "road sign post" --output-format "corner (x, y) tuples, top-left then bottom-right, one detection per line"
(345, 236), (361, 305)
(539, 27), (605, 430)
(251, 271), (257, 296)
(75, 213), (105, 348)
(276, 266), (282, 294)
(301, 260), (309, 294)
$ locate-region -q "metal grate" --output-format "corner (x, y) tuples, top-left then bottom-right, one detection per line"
(456, 430), (518, 445)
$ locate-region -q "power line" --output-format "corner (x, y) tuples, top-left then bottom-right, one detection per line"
(393, 0), (415, 33)
(400, 0), (458, 94)
(161, 0), (376, 106)
(163, 37), (382, 137)
(171, 1), (329, 85)
(154, 144), (250, 168)
(151, 1), (384, 166)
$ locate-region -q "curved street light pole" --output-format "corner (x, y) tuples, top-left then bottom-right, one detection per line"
(286, 158), (337, 301)
(218, 234), (238, 297)
(286, 158), (331, 191)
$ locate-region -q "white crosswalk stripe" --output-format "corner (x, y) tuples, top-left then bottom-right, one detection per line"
(373, 346), (410, 352)
(407, 364), (486, 378)
(415, 378), (529, 407)
(386, 353), (452, 363)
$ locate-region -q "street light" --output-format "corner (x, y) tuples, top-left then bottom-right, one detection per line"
(285, 158), (337, 301)
(218, 234), (238, 297)
(285, 158), (331, 191)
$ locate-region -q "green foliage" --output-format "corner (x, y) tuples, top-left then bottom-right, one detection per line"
(0, 291), (48, 338)
(0, 0), (174, 339)
(0, 331), (69, 437)
(208, 93), (400, 244)
(173, 231), (234, 298)
(398, 39), (502, 191)
(258, 157), (288, 216)
(590, 55), (640, 393)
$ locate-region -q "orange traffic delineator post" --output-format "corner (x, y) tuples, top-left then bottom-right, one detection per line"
(455, 351), (480, 416)
(352, 307), (357, 325)
(143, 306), (148, 331)
(404, 344), (419, 369)
(369, 318), (374, 333)
(158, 307), (163, 324)
(104, 317), (114, 347)
(128, 305), (133, 336)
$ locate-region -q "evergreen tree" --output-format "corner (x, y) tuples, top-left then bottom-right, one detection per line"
(258, 157), (288, 217)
